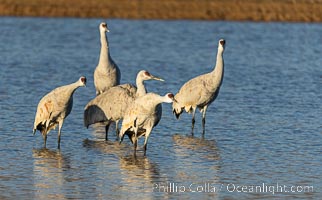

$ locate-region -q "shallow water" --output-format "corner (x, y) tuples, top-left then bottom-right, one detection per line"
(0, 17), (321, 199)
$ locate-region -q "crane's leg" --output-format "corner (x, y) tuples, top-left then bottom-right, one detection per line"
(143, 127), (152, 156)
(191, 107), (197, 134)
(115, 120), (120, 140)
(42, 134), (47, 148)
(43, 122), (50, 147)
(133, 138), (138, 157)
(202, 105), (208, 135)
(105, 124), (110, 141)
(133, 126), (139, 157)
(119, 132), (125, 144)
(57, 121), (64, 149)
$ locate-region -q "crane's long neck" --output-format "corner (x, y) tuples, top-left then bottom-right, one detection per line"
(98, 31), (110, 67)
(136, 77), (147, 97)
(65, 82), (81, 97)
(211, 48), (224, 86)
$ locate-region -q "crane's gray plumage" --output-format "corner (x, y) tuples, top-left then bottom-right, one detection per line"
(84, 70), (164, 140)
(119, 93), (176, 156)
(94, 22), (120, 95)
(33, 76), (86, 148)
(172, 39), (226, 134)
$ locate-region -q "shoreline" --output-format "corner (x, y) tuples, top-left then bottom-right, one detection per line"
(0, 0), (321, 22)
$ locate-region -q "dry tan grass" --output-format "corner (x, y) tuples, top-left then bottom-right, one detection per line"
(0, 0), (321, 22)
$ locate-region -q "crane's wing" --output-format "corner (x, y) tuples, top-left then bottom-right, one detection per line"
(119, 83), (137, 96)
(121, 103), (140, 131)
(33, 93), (55, 132)
(176, 75), (211, 105)
(84, 103), (108, 128)
(84, 85), (136, 127)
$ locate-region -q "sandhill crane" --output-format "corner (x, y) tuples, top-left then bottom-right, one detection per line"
(119, 93), (176, 156)
(84, 70), (164, 140)
(172, 39), (226, 134)
(94, 22), (120, 95)
(33, 76), (86, 148)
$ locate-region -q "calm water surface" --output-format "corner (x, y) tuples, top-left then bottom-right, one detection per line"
(0, 17), (321, 199)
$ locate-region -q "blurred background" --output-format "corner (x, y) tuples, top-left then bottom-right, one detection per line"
(0, 0), (321, 22)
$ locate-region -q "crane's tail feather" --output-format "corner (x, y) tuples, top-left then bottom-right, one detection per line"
(119, 126), (136, 144)
(84, 105), (108, 128)
(173, 109), (181, 119)
(119, 130), (126, 144)
(172, 100), (183, 119)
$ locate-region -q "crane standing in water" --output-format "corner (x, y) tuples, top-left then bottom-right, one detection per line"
(84, 70), (164, 140)
(119, 93), (177, 156)
(33, 76), (87, 148)
(172, 39), (226, 134)
(94, 22), (120, 95)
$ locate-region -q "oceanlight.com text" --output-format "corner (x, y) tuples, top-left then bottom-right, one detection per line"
(226, 183), (314, 195)
(153, 182), (314, 195)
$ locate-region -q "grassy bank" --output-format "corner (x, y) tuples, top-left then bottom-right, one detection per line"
(0, 0), (321, 22)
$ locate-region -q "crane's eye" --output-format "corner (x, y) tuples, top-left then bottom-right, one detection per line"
(102, 23), (107, 28)
(168, 93), (174, 98)
(81, 77), (87, 83)
(144, 71), (151, 76)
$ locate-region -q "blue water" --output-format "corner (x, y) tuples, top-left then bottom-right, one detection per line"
(0, 17), (321, 199)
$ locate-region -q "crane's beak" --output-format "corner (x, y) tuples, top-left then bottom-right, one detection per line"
(151, 75), (164, 82)
(106, 29), (110, 32)
(172, 97), (178, 103)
